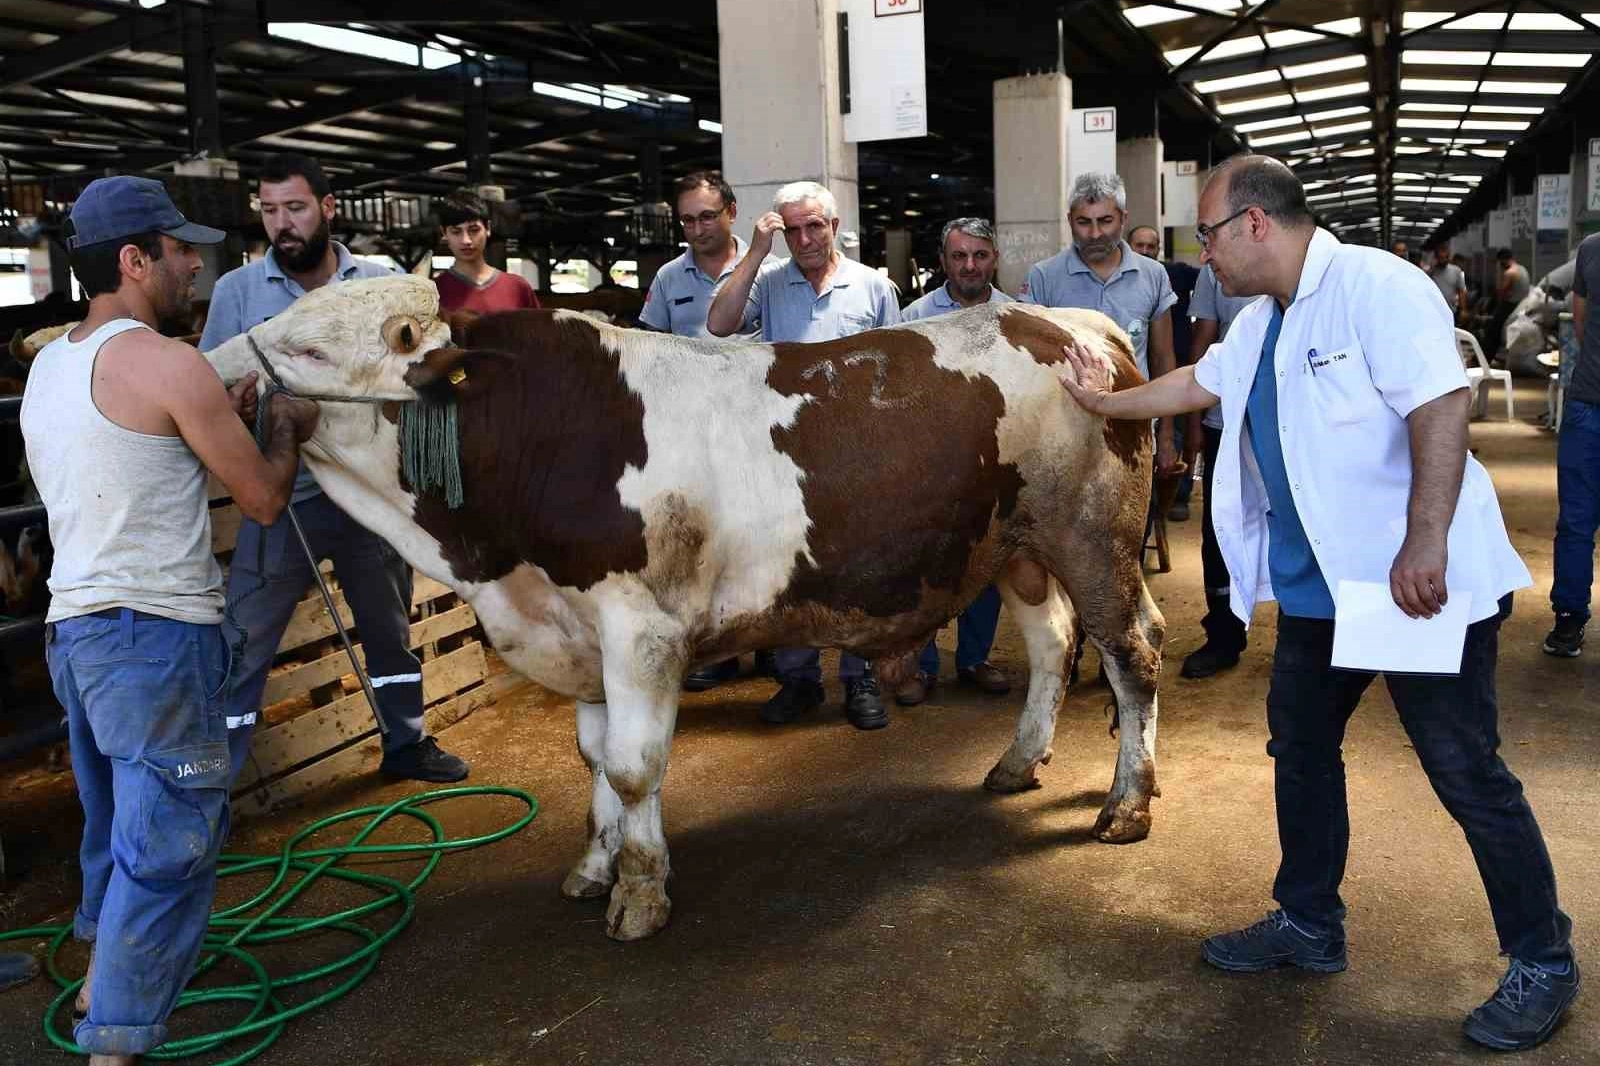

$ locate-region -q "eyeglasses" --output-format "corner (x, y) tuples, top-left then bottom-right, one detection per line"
(1195, 205), (1253, 249)
(678, 208), (726, 229)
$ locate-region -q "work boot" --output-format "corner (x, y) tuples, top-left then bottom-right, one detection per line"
(844, 674), (888, 730)
(762, 678), (825, 724)
(1180, 641), (1243, 680)
(1463, 957), (1580, 1051)
(684, 658), (740, 692)
(1541, 613), (1586, 658)
(380, 737), (469, 783)
(1201, 910), (1348, 974)
(957, 662), (1011, 695)
(894, 671), (936, 707)
(0, 952), (37, 993)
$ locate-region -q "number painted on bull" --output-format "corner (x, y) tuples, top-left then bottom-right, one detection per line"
(800, 353), (918, 410)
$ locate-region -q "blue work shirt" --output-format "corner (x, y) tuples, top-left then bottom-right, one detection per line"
(200, 243), (396, 502)
(1018, 240), (1176, 377)
(1245, 301), (1335, 619)
(639, 237), (760, 338)
(740, 254), (901, 342)
(900, 281), (1012, 321)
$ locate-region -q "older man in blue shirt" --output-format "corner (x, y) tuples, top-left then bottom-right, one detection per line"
(708, 180), (899, 730)
(200, 153), (468, 785)
(892, 217), (1013, 707)
(1022, 172), (1181, 475)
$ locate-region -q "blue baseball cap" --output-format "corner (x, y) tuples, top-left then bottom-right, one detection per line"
(67, 175), (226, 249)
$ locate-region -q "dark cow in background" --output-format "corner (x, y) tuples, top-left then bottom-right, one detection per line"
(203, 275), (1165, 940)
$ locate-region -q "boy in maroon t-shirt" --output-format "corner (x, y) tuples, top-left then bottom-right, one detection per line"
(434, 190), (541, 313)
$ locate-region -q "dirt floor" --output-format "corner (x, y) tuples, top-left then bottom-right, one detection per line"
(1, 379), (1595, 1066)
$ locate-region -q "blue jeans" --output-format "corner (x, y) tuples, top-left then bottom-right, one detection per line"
(1266, 598), (1573, 965)
(46, 610), (233, 1056)
(225, 492), (424, 781)
(774, 646), (867, 684)
(1551, 398), (1600, 620)
(918, 584), (1002, 675)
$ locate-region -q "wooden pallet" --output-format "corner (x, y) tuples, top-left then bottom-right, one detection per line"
(209, 487), (512, 817)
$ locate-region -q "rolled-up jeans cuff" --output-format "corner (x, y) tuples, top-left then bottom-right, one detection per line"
(75, 1020), (168, 1056)
(73, 908), (98, 942)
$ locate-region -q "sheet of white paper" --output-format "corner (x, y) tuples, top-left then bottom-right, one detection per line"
(1330, 580), (1472, 675)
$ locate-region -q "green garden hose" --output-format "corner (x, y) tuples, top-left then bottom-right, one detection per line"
(0, 785), (538, 1065)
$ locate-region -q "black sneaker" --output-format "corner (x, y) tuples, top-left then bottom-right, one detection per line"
(684, 658), (740, 692)
(844, 675), (888, 731)
(1542, 613), (1586, 658)
(761, 678), (825, 724)
(1180, 642), (1243, 680)
(1463, 957), (1580, 1051)
(1201, 910), (1348, 974)
(379, 737), (469, 783)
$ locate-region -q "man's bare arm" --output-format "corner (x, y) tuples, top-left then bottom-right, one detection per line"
(1059, 343), (1218, 420)
(1390, 387), (1470, 619)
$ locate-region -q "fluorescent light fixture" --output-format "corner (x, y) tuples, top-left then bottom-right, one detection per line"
(268, 23), (459, 69)
(1404, 50), (1491, 65)
(1491, 52), (1591, 68)
(1250, 129), (1313, 146)
(534, 81), (603, 106)
(1196, 70), (1280, 94)
(1426, 135), (1486, 144)
(1315, 18), (1362, 35)
(1478, 80), (1566, 94)
(1340, 147), (1375, 156)
(423, 141), (454, 151)
(697, 118), (723, 134)
(1282, 54), (1367, 79)
(1469, 103), (1544, 115)
(1237, 114), (1302, 134)
(1472, 147), (1508, 157)
(1123, 0), (1241, 28)
(1312, 120), (1371, 137)
(1215, 92), (1294, 114)
(1294, 81), (1370, 103)
(1460, 118), (1529, 131)
(1399, 117), (1462, 130)
(1401, 77), (1477, 93)
(1401, 102), (1468, 112)
(1165, 27), (1326, 67)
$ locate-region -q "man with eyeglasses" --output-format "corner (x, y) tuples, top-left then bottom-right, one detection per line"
(1021, 172), (1181, 477)
(434, 190), (540, 313)
(1058, 153), (1577, 1053)
(640, 171), (762, 691)
(892, 217), (1012, 707)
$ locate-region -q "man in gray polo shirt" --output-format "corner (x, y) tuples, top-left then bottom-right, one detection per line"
(1428, 242), (1468, 323)
(894, 217), (1012, 707)
(708, 180), (899, 730)
(1020, 171), (1180, 475)
(200, 152), (468, 785)
(640, 170), (758, 339)
(1180, 262), (1258, 680)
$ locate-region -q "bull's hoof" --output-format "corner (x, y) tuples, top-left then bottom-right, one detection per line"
(983, 762), (1043, 793)
(561, 867), (613, 900)
(605, 881), (672, 941)
(1092, 804), (1152, 844)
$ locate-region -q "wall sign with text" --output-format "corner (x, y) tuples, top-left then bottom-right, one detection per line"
(875, 0), (921, 15)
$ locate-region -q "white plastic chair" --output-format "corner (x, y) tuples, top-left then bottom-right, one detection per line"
(1455, 328), (1515, 421)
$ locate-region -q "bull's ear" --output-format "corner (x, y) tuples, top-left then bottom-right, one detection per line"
(445, 310), (481, 345)
(402, 345), (514, 400)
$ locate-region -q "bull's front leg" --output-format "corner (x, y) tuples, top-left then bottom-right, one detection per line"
(561, 699), (624, 900)
(597, 612), (688, 941)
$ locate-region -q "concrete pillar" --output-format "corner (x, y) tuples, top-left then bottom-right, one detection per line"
(993, 72), (1071, 296)
(716, 0), (860, 258)
(1116, 136), (1163, 237)
(884, 227), (911, 294)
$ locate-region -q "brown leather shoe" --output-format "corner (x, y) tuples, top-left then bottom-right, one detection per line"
(957, 662), (1011, 695)
(894, 671), (936, 706)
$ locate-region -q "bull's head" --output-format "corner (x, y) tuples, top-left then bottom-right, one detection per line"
(204, 275), (454, 402)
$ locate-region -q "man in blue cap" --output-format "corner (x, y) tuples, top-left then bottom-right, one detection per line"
(21, 175), (317, 1065)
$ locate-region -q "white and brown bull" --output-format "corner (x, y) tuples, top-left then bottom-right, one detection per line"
(202, 275), (1165, 941)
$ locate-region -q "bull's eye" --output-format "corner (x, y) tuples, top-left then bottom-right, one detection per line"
(382, 315), (424, 354)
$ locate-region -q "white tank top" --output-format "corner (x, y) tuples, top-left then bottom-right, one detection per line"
(21, 318), (224, 624)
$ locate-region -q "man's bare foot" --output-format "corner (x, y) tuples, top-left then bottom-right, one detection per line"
(74, 945), (93, 1017)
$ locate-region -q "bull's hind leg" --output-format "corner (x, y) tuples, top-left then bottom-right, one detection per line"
(1054, 548), (1165, 844)
(984, 556), (1078, 793)
(596, 611), (689, 941)
(561, 699), (624, 900)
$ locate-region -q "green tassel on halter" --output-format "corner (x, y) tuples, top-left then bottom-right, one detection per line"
(399, 398), (465, 509)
